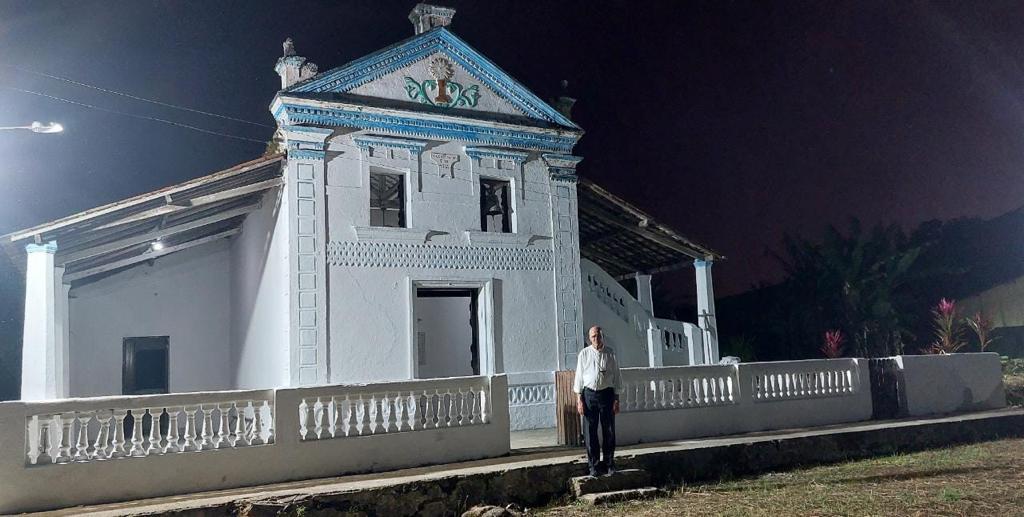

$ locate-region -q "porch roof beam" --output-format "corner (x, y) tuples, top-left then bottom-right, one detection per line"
(577, 204), (705, 260)
(91, 177), (282, 231)
(64, 228), (240, 282)
(58, 201), (261, 265)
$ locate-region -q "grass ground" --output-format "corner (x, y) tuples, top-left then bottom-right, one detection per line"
(540, 438), (1024, 517)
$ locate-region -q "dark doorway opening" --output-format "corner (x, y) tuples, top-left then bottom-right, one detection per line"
(414, 288), (480, 378)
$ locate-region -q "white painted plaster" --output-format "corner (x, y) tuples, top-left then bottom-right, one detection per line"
(231, 188), (291, 389)
(895, 353), (1006, 416)
(68, 240), (233, 397)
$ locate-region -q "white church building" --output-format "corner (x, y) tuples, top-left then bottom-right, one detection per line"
(5, 4), (722, 431)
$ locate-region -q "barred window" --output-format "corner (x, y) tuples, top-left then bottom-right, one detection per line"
(370, 172), (405, 227)
(480, 178), (511, 233)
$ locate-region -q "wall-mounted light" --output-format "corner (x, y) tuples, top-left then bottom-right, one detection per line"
(151, 240), (165, 251)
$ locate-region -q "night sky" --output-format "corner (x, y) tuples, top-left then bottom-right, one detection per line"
(3, 0), (1024, 301)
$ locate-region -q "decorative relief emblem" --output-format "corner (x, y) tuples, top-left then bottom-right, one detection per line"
(430, 152), (460, 179)
(405, 56), (481, 108)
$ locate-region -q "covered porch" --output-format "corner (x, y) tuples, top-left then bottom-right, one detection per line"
(3, 155), (287, 400)
(576, 178), (725, 367)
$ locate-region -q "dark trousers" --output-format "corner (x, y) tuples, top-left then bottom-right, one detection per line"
(582, 387), (616, 472)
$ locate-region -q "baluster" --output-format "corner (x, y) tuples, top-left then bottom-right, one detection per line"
(373, 395), (385, 433)
(456, 388), (468, 425)
(329, 397), (342, 438)
(230, 403), (244, 447)
(249, 402), (265, 445)
(110, 410), (128, 457)
(38, 417), (54, 465)
(264, 401), (275, 443)
(479, 386), (490, 424)
(386, 393), (400, 432)
(298, 399), (309, 440)
(215, 404), (230, 448)
(399, 392), (413, 431)
(71, 412), (92, 461)
(422, 392), (434, 429)
(166, 407), (182, 452)
(92, 410), (112, 459)
(57, 413), (74, 463)
(183, 406), (199, 451)
(358, 395), (372, 435)
(345, 396), (358, 436)
(129, 409), (145, 457)
(445, 391), (457, 427)
(198, 406), (215, 450)
(315, 398), (326, 439)
(147, 408), (163, 454)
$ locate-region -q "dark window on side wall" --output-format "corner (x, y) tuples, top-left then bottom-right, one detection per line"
(480, 178), (511, 233)
(370, 172), (406, 227)
(123, 336), (169, 395)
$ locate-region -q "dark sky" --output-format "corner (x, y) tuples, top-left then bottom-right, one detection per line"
(3, 0), (1024, 299)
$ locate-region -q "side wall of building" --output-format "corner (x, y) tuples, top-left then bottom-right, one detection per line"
(230, 188), (291, 389)
(68, 241), (233, 397)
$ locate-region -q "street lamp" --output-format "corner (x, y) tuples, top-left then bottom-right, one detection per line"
(0, 121), (63, 133)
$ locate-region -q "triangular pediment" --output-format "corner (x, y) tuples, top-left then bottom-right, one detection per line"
(286, 29), (578, 129)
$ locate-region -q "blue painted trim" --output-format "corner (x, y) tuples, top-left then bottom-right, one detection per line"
(276, 103), (576, 153)
(694, 259), (713, 268)
(287, 28), (579, 129)
(25, 241), (57, 254)
(353, 134), (428, 153)
(464, 146), (529, 163)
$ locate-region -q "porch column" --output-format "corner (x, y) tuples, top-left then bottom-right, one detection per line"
(542, 154), (585, 370)
(694, 259), (719, 364)
(21, 241), (60, 400)
(635, 273), (653, 314)
(646, 322), (664, 367)
(54, 270), (71, 398)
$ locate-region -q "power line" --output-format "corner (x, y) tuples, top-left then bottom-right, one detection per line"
(2, 64), (275, 129)
(2, 86), (267, 145)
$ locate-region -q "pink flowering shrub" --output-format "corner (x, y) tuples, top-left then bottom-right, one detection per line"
(929, 298), (965, 354)
(821, 329), (846, 358)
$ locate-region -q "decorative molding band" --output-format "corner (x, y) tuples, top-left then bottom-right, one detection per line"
(288, 149), (325, 161)
(464, 146), (529, 164)
(541, 153), (583, 169)
(508, 383), (555, 407)
(353, 134), (429, 153)
(275, 103), (576, 153)
(25, 241), (57, 254)
(327, 241), (553, 271)
(288, 28), (577, 128)
(281, 125), (334, 136)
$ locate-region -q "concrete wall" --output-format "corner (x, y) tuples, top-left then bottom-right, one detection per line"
(0, 375), (509, 514)
(231, 189), (291, 389)
(895, 353), (1006, 416)
(960, 277), (1024, 328)
(68, 241), (233, 397)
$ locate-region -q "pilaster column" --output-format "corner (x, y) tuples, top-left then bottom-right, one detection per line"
(646, 322), (664, 367)
(282, 125), (333, 386)
(542, 153), (584, 370)
(694, 259), (719, 364)
(635, 273), (654, 314)
(22, 241), (59, 400)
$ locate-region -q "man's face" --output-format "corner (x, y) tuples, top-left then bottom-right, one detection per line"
(589, 327), (603, 348)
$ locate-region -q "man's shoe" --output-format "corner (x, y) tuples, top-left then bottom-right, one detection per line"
(588, 468), (599, 477)
(603, 463), (617, 477)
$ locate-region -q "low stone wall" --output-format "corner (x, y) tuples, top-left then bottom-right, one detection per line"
(896, 353), (1006, 416)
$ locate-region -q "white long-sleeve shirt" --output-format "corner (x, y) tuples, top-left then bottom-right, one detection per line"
(573, 345), (623, 399)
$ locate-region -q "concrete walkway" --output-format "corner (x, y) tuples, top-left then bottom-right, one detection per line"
(29, 408), (1024, 516)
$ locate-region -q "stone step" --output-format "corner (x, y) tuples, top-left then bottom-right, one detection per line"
(570, 469), (652, 497)
(578, 487), (665, 506)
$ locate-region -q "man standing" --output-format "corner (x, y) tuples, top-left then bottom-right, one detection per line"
(573, 325), (622, 477)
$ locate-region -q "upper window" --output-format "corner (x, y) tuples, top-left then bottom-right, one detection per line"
(370, 172), (406, 228)
(123, 336), (169, 395)
(480, 178), (512, 233)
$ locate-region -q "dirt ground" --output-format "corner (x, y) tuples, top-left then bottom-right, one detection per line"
(540, 438), (1024, 517)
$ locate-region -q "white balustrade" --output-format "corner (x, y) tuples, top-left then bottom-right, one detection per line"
(620, 365), (739, 412)
(746, 359), (858, 402)
(654, 317), (694, 353)
(24, 390), (274, 466)
(296, 376), (492, 441)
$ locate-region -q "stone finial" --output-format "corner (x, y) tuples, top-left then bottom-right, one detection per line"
(275, 38), (318, 90)
(409, 3), (455, 35)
